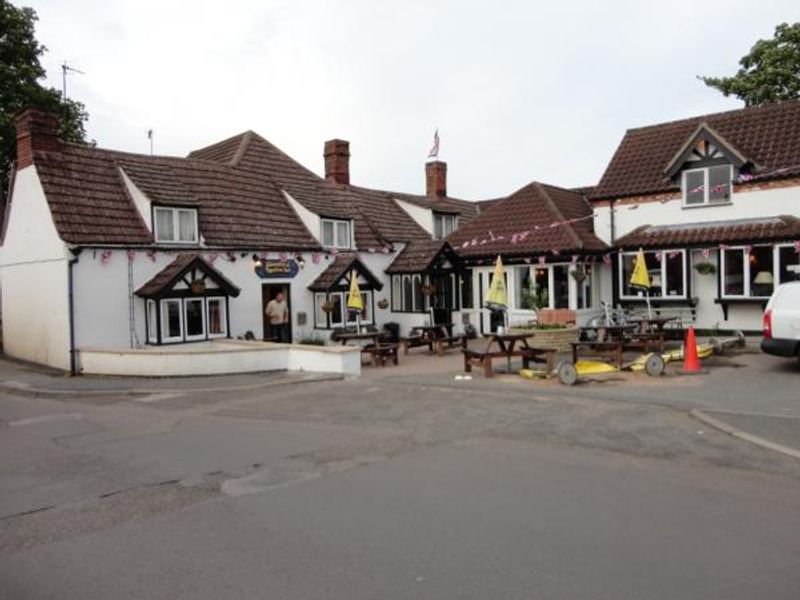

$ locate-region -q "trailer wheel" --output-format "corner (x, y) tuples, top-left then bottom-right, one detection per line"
(644, 353), (665, 377)
(557, 361), (578, 386)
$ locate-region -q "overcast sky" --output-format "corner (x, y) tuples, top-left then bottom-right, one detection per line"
(25, 0), (800, 200)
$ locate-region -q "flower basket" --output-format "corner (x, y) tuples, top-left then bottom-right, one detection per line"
(377, 298), (389, 309)
(321, 300), (336, 313)
(570, 267), (587, 283)
(420, 284), (435, 296)
(694, 262), (716, 275)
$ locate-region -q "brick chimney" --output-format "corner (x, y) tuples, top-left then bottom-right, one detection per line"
(426, 161), (447, 197)
(15, 108), (62, 169)
(324, 139), (350, 185)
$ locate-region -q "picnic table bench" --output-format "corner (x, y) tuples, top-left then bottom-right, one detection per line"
(462, 333), (557, 378)
(401, 324), (463, 356)
(336, 331), (399, 367)
(570, 340), (625, 369)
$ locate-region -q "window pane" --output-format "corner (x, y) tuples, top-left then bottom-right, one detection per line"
(664, 252), (684, 297)
(403, 276), (413, 311)
(156, 209), (174, 241)
(577, 266), (592, 309)
(434, 216), (443, 240)
(778, 246), (800, 284)
(621, 254), (636, 296)
(708, 166), (731, 203)
(147, 301), (158, 342)
(644, 252), (661, 297)
(685, 170), (705, 205)
(413, 275), (423, 312)
(515, 266), (535, 310)
(749, 246), (774, 297)
(360, 291), (371, 322)
(553, 265), (569, 308)
(446, 216), (457, 236)
(533, 267), (549, 307)
(330, 293), (343, 325)
(460, 271), (473, 309)
(208, 299), (224, 335)
(392, 275), (402, 310)
(723, 249), (745, 296)
(336, 222), (349, 248)
(185, 299), (204, 337)
(178, 210), (196, 241)
(315, 293), (327, 327)
(163, 300), (182, 339)
(322, 221), (334, 247)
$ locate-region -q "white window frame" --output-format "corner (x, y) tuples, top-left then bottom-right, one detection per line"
(146, 299), (158, 344)
(161, 298), (184, 343)
(154, 207), (199, 243)
(320, 218), (352, 249)
(682, 165), (733, 207)
(206, 297), (227, 338)
(183, 297), (207, 341)
(720, 244), (793, 299)
(619, 249), (688, 300)
(433, 213), (458, 240)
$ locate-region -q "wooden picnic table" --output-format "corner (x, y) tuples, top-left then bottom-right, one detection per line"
(408, 324), (461, 356)
(336, 331), (381, 346)
(579, 324), (637, 342)
(634, 316), (678, 333)
(336, 331), (399, 367)
(462, 332), (557, 378)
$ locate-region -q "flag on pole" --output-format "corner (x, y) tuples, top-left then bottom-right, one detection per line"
(147, 129), (153, 140)
(428, 128), (440, 159)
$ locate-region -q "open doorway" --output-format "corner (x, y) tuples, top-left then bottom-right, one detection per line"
(262, 283), (292, 342)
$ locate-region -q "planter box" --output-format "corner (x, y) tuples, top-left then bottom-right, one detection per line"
(509, 327), (578, 352)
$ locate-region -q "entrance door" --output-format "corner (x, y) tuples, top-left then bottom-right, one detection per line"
(262, 283), (292, 342)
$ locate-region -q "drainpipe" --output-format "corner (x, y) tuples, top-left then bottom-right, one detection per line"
(67, 248), (82, 376)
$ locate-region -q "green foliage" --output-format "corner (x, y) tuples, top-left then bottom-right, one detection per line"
(0, 1), (89, 198)
(700, 22), (800, 106)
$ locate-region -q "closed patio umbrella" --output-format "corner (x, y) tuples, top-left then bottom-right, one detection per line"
(346, 270), (364, 331)
(630, 248), (652, 319)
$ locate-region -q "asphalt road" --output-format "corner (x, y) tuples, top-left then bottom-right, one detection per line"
(1, 354), (799, 599)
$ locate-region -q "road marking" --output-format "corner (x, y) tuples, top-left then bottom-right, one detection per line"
(132, 393), (185, 403)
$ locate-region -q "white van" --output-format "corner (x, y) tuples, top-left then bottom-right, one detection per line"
(761, 281), (800, 363)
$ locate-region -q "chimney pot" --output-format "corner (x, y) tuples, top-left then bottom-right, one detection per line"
(426, 161), (447, 197)
(324, 139), (350, 185)
(15, 108), (62, 169)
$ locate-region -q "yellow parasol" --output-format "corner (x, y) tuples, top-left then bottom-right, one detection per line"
(485, 255), (508, 310)
(629, 248), (652, 318)
(346, 270), (363, 311)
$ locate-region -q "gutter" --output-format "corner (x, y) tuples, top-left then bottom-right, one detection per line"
(67, 248), (81, 376)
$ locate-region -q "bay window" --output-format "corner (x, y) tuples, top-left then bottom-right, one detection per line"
(620, 250), (686, 299)
(207, 297), (227, 337)
(314, 291), (373, 328)
(161, 299), (184, 342)
(721, 245), (798, 298)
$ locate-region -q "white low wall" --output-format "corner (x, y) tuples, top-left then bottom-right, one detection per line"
(76, 340), (361, 377)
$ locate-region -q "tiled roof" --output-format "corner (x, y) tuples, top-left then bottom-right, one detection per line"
(32, 143), (321, 248)
(190, 132), (480, 249)
(386, 240), (456, 273)
(135, 253), (241, 297)
(592, 99), (800, 200)
(448, 182), (608, 258)
(615, 216), (800, 249)
(307, 252), (384, 291)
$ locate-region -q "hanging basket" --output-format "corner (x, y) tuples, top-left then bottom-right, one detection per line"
(377, 298), (389, 309)
(570, 267), (587, 283)
(321, 300), (336, 313)
(694, 262), (716, 275)
(420, 284), (436, 296)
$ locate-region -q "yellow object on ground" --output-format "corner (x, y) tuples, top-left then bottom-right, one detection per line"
(519, 368), (550, 379)
(485, 255), (508, 309)
(630, 248), (650, 290)
(574, 360), (620, 375)
(346, 270), (363, 311)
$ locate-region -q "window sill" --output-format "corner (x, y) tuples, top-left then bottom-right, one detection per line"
(681, 201), (733, 209)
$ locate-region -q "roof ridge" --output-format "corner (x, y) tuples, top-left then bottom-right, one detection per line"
(534, 182), (583, 249)
(229, 130), (253, 166)
(624, 98), (800, 133)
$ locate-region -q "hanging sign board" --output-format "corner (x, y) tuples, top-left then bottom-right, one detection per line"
(255, 259), (299, 279)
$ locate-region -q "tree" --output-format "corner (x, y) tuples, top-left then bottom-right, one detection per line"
(700, 22), (800, 106)
(0, 0), (89, 199)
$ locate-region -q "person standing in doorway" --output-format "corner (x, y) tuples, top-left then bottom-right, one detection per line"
(265, 290), (290, 342)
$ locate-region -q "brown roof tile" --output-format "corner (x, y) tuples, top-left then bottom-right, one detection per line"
(615, 216), (800, 249)
(135, 253), (241, 297)
(592, 99), (800, 200)
(448, 182), (607, 258)
(386, 240), (458, 273)
(307, 252), (383, 291)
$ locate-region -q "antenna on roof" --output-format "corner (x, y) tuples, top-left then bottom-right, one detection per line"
(61, 61), (85, 100)
(147, 129), (154, 155)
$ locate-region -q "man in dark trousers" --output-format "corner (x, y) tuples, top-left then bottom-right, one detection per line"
(265, 290), (290, 342)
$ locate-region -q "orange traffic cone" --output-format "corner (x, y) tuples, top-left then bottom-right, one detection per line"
(681, 326), (702, 374)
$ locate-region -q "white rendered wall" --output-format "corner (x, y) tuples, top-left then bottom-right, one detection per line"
(284, 191), (321, 242)
(592, 183), (800, 330)
(0, 167), (71, 370)
(394, 198), (433, 234)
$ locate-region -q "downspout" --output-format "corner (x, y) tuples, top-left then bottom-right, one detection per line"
(67, 248), (82, 376)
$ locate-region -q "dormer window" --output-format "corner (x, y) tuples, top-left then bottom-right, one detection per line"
(433, 213), (457, 240)
(154, 207), (198, 243)
(321, 218), (351, 249)
(683, 165), (732, 207)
